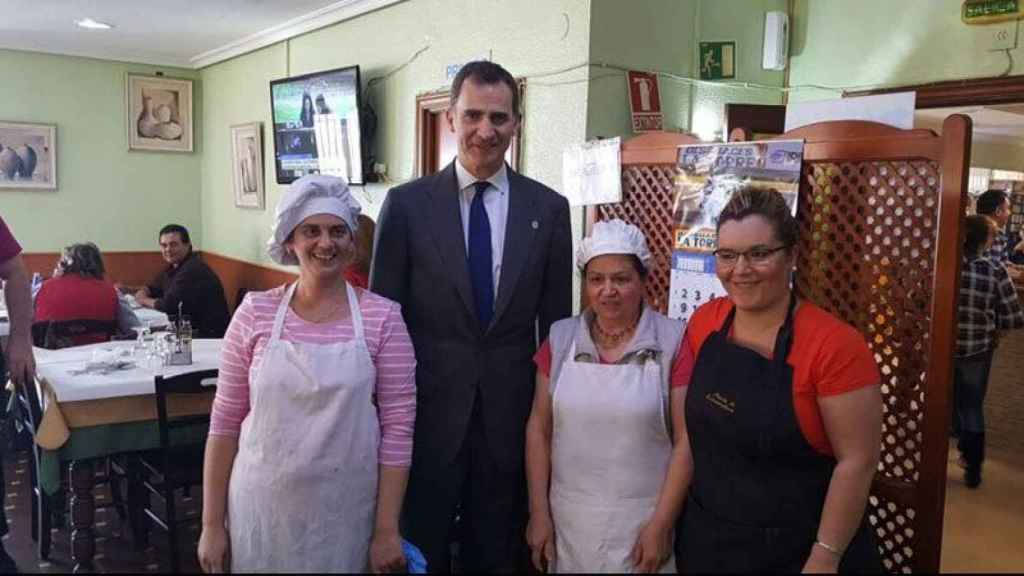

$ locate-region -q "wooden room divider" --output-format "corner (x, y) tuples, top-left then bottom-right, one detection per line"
(585, 117), (972, 573)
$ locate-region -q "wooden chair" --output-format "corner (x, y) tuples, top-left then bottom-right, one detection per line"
(31, 319), (118, 349)
(11, 379), (129, 560)
(137, 369), (217, 573)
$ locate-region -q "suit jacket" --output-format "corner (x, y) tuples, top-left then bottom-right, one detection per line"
(371, 161), (572, 472)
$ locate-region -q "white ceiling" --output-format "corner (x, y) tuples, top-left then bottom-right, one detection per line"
(0, 0), (403, 69)
(915, 104), (1024, 144)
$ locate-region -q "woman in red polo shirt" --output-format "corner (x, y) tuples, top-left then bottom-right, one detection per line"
(675, 186), (882, 573)
(34, 242), (118, 346)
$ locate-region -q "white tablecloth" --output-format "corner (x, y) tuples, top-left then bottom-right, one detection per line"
(34, 339), (222, 402)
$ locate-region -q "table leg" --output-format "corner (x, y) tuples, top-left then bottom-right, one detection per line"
(70, 459), (96, 573)
(126, 455), (149, 549)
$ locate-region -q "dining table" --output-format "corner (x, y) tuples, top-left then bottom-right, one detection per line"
(12, 338), (221, 573)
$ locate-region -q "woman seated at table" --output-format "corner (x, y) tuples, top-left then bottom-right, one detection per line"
(525, 219), (691, 573)
(34, 242), (134, 346)
(675, 186), (882, 573)
(198, 175), (416, 573)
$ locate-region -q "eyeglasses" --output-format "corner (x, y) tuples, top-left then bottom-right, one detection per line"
(712, 245), (790, 267)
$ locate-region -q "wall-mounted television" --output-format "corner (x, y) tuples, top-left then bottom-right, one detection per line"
(270, 65), (364, 185)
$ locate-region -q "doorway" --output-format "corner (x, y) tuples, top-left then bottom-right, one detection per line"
(414, 80), (525, 177)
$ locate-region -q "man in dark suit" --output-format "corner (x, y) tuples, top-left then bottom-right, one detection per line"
(371, 61), (572, 572)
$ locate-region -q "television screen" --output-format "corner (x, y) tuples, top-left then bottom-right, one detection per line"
(270, 65), (364, 185)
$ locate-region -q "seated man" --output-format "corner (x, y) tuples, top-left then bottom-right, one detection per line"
(120, 224), (229, 338)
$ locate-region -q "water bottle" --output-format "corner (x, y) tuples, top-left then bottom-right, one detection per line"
(31, 272), (43, 299)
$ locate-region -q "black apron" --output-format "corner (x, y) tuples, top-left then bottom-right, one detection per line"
(676, 296), (881, 573)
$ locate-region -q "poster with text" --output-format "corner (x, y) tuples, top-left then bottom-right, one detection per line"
(668, 140), (804, 323)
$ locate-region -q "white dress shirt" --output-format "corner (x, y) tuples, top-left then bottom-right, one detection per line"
(455, 159), (509, 294)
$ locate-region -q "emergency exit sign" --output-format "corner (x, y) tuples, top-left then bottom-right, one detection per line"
(699, 42), (736, 80)
(963, 0), (1022, 23)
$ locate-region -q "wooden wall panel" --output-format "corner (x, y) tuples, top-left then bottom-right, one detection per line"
(20, 251), (296, 313)
(201, 251), (297, 310)
(20, 251), (168, 287)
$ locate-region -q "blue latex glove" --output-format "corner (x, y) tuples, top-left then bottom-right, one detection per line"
(402, 539), (427, 574)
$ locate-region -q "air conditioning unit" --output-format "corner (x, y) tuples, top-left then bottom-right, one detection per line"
(762, 11), (789, 71)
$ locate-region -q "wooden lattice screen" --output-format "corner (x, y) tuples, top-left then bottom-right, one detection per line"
(586, 119), (972, 574)
(584, 132), (702, 313)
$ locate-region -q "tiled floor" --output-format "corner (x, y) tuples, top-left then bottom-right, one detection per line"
(941, 443), (1024, 573)
(2, 452), (202, 574)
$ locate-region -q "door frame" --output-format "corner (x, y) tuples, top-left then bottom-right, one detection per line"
(414, 80), (526, 177)
(848, 74), (1024, 108)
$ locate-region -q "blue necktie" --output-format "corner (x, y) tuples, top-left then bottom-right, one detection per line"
(468, 181), (494, 329)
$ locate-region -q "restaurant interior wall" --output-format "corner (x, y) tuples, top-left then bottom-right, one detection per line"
(0, 49), (202, 254)
(689, 0), (787, 141)
(585, 0), (697, 140)
(198, 0), (591, 279)
(788, 0), (1024, 102)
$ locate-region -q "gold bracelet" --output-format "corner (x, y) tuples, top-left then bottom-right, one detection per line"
(814, 539), (843, 557)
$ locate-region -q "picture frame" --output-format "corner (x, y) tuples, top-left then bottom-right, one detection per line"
(126, 74), (193, 152)
(0, 121), (57, 190)
(231, 122), (265, 209)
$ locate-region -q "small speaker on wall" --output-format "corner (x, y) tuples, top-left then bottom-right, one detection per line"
(762, 11), (789, 71)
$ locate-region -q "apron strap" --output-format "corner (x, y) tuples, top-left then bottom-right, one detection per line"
(271, 282), (365, 345)
(715, 292), (798, 363)
(270, 282), (298, 346)
(345, 282), (366, 344)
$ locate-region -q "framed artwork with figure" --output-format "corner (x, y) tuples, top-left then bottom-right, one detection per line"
(0, 121), (57, 190)
(126, 74), (193, 152)
(231, 122), (265, 209)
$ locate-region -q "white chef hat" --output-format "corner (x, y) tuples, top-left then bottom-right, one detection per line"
(267, 174), (361, 265)
(576, 219), (652, 271)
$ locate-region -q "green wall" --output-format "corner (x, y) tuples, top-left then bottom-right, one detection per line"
(587, 0), (696, 139)
(0, 49), (202, 252)
(690, 0), (787, 140)
(199, 0), (591, 270)
(789, 0), (1024, 101)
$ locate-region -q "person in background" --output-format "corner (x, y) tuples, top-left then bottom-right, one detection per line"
(34, 243), (124, 346)
(0, 215), (36, 573)
(975, 189), (1023, 280)
(197, 175), (416, 573)
(344, 214), (376, 289)
(954, 215), (1024, 488)
(118, 224), (230, 337)
(300, 91), (315, 128)
(372, 60), (572, 573)
(676, 186), (882, 573)
(525, 220), (690, 573)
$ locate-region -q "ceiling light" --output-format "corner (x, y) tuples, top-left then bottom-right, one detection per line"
(76, 18), (113, 30)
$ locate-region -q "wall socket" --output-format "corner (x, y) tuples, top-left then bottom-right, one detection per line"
(988, 20), (1019, 51)
(373, 162), (387, 175)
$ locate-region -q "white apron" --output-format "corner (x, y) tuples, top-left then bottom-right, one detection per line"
(549, 343), (675, 574)
(228, 282), (379, 573)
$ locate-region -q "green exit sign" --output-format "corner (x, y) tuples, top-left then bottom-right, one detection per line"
(699, 42), (736, 80)
(963, 0), (1019, 20)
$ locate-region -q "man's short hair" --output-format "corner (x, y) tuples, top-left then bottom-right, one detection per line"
(450, 61), (520, 119)
(976, 189), (1009, 216)
(159, 224), (191, 244)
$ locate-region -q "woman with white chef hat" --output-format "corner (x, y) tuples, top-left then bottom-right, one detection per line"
(524, 219), (693, 573)
(197, 175), (417, 573)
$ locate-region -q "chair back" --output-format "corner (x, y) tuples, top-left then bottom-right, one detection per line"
(32, 319), (118, 349)
(153, 369), (218, 457)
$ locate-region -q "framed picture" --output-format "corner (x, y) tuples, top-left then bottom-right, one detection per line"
(126, 74), (193, 152)
(0, 121), (57, 190)
(231, 122), (265, 209)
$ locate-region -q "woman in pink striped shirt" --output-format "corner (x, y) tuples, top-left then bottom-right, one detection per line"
(198, 175), (416, 573)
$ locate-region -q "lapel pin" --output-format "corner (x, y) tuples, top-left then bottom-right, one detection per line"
(531, 220), (539, 230)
